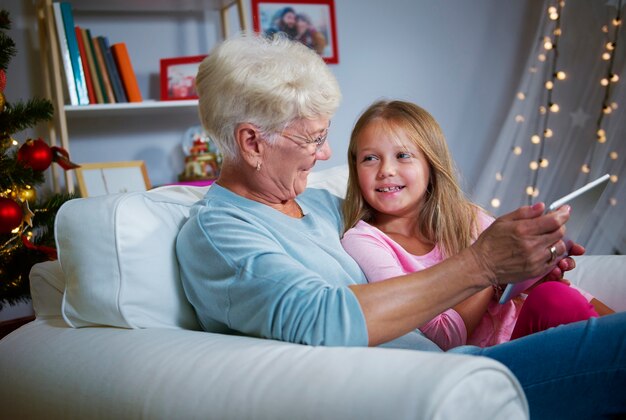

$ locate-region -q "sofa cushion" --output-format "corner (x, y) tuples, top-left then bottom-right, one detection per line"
(568, 255), (626, 312)
(58, 185), (207, 329)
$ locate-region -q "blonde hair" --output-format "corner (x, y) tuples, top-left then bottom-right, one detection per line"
(195, 33), (341, 162)
(343, 100), (481, 259)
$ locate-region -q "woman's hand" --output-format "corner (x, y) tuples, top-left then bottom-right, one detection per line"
(536, 242), (585, 283)
(523, 242), (584, 290)
(548, 242), (585, 280)
(469, 202), (571, 287)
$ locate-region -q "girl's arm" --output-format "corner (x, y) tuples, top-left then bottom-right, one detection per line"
(452, 286), (494, 337)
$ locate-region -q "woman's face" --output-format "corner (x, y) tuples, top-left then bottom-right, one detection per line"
(261, 117), (331, 201)
(354, 119), (430, 221)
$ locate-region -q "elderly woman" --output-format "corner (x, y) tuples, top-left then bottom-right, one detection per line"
(176, 35), (625, 419)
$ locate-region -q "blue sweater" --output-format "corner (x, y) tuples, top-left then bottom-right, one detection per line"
(176, 184), (370, 346)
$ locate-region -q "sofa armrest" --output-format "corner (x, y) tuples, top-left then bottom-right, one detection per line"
(0, 320), (528, 419)
(29, 260), (65, 319)
(567, 255), (626, 312)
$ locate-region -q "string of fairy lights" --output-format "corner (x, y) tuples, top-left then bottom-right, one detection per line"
(489, 3), (561, 209)
(488, 51), (542, 209)
(525, 1), (565, 205)
(583, 0), (622, 203)
(489, 0), (622, 211)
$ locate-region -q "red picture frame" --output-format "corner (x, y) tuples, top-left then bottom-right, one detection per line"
(159, 55), (207, 101)
(251, 0), (339, 64)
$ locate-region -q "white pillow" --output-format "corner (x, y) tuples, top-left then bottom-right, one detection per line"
(308, 164), (348, 198)
(57, 165), (348, 330)
(58, 185), (207, 329)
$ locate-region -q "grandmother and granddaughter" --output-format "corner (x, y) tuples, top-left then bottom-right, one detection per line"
(176, 34), (625, 418)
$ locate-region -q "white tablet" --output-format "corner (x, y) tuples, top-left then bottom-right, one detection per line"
(498, 174), (610, 304)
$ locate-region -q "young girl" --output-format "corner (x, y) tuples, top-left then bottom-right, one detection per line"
(341, 100), (614, 350)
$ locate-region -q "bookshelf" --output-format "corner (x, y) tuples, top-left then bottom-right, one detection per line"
(36, 0), (248, 193)
(65, 100), (200, 116)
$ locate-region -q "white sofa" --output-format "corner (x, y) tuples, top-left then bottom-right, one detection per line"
(1, 165), (624, 420)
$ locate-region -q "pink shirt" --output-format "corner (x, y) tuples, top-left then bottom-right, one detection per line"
(341, 215), (592, 350)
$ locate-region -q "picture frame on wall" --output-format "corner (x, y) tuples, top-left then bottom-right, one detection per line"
(159, 55), (207, 101)
(252, 0), (339, 64)
(75, 161), (152, 197)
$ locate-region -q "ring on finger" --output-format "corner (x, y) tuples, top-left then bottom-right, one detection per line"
(548, 245), (558, 264)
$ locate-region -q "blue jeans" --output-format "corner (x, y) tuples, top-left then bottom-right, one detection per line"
(451, 312), (626, 419)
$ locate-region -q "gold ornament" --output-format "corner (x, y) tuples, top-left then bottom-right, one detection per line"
(18, 186), (37, 205)
(0, 92), (5, 112)
(21, 199), (35, 228)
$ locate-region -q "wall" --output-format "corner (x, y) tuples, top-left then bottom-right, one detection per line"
(4, 0), (541, 190)
(330, 0), (541, 195)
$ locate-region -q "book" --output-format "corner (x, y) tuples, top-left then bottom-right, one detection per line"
(84, 29), (108, 103)
(97, 36), (127, 103)
(51, 2), (78, 105)
(91, 33), (116, 103)
(111, 43), (142, 102)
(74, 26), (96, 104)
(59, 2), (90, 105)
(79, 27), (104, 104)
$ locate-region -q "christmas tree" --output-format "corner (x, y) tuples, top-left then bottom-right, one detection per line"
(0, 10), (74, 310)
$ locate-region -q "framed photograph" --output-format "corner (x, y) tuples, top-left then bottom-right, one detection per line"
(159, 55), (207, 101)
(252, 0), (339, 64)
(75, 161), (152, 197)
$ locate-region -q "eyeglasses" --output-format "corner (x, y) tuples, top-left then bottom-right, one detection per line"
(281, 122), (331, 151)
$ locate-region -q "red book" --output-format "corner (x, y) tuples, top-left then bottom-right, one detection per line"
(74, 26), (96, 104)
(111, 43), (142, 102)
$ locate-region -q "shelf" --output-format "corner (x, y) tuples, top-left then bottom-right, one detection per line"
(65, 100), (199, 117)
(67, 0), (241, 13)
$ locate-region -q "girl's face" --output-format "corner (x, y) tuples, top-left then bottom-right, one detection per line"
(354, 119), (430, 221)
(297, 18), (308, 34)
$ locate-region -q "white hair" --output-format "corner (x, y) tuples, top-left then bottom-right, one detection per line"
(195, 34), (341, 161)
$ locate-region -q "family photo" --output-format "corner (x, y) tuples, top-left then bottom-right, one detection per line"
(252, 0), (338, 63)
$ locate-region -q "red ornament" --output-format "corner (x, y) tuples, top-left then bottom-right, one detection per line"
(17, 138), (53, 171)
(0, 197), (23, 234)
(0, 69), (6, 92)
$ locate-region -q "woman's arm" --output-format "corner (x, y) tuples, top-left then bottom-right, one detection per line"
(350, 203), (571, 346)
